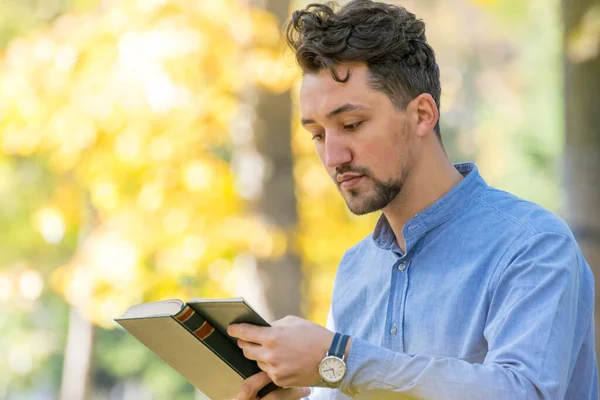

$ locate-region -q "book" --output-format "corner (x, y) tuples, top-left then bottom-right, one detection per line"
(115, 297), (279, 399)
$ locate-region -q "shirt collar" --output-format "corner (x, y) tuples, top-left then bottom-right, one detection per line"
(372, 162), (487, 252)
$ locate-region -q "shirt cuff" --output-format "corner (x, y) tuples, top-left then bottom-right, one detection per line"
(339, 337), (389, 396)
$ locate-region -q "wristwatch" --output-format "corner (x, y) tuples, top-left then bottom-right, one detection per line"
(318, 332), (350, 387)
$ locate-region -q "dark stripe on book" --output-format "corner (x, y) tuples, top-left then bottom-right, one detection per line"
(194, 321), (215, 340)
(180, 309), (208, 333)
(175, 306), (194, 323)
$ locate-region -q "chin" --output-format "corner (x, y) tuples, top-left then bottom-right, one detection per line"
(344, 187), (397, 215)
(344, 194), (383, 216)
(347, 205), (375, 216)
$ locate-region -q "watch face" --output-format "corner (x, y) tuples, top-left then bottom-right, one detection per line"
(319, 356), (347, 383)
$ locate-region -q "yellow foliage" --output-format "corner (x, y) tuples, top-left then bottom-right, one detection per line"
(0, 0), (296, 328)
(568, 4), (600, 63)
(0, 0), (374, 329)
(471, 0), (498, 6)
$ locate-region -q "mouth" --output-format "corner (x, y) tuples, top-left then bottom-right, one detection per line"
(339, 175), (364, 190)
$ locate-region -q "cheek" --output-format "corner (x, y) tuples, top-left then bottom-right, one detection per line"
(361, 142), (399, 171)
(357, 120), (407, 171)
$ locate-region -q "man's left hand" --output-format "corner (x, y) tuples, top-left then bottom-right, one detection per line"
(227, 316), (335, 388)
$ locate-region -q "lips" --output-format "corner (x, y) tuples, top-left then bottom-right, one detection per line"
(338, 174), (364, 189)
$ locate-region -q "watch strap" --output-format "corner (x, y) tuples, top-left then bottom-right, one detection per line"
(328, 332), (350, 359)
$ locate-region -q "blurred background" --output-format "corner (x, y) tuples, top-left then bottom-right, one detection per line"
(0, 0), (598, 398)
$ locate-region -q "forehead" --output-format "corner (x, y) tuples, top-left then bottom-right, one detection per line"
(299, 64), (380, 118)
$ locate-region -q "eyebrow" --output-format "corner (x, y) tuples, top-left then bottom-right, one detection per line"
(301, 103), (368, 126)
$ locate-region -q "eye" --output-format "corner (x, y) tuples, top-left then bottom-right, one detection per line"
(311, 132), (325, 142)
(343, 121), (362, 131)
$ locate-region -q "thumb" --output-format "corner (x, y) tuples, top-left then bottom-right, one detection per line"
(265, 386), (311, 400)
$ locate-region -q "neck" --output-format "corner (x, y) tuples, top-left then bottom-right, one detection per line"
(382, 144), (463, 253)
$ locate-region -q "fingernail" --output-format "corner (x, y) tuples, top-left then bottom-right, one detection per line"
(302, 387), (311, 396)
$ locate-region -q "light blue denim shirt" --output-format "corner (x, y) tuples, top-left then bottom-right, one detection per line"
(310, 162), (597, 400)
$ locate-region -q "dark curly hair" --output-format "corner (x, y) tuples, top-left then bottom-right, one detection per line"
(285, 0), (442, 137)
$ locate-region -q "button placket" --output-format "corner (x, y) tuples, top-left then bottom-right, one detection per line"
(397, 263), (410, 352)
(386, 258), (410, 351)
(385, 258), (406, 350)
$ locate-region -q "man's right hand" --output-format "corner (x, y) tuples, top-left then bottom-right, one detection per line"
(235, 371), (311, 400)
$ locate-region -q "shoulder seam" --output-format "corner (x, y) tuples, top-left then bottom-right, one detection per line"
(475, 196), (538, 235)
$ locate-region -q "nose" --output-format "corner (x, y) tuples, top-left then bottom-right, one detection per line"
(324, 132), (352, 170)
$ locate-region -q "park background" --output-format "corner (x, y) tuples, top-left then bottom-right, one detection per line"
(0, 0), (598, 398)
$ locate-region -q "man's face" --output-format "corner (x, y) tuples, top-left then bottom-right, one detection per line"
(300, 64), (414, 215)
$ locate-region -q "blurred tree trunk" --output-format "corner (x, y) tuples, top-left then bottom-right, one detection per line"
(59, 310), (93, 400)
(59, 194), (95, 400)
(562, 0), (600, 352)
(247, 0), (303, 320)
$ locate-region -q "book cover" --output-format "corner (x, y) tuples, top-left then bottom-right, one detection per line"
(115, 298), (278, 399)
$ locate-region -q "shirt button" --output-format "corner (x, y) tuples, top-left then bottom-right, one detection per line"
(390, 325), (398, 335)
(397, 262), (406, 271)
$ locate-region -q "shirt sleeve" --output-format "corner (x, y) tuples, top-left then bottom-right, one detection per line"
(338, 232), (594, 399)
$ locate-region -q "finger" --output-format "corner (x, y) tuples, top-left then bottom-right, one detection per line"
(238, 339), (264, 362)
(235, 371), (273, 400)
(257, 360), (270, 372)
(263, 387), (311, 400)
(228, 323), (269, 344)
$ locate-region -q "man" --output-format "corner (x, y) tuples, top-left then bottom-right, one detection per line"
(228, 1), (598, 399)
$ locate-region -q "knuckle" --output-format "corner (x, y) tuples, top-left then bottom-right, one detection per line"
(270, 372), (283, 387)
(257, 361), (268, 372)
(263, 350), (276, 365)
(269, 370), (290, 388)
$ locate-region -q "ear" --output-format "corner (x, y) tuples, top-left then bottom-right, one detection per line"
(409, 93), (438, 137)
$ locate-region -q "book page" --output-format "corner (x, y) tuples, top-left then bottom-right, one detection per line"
(120, 299), (184, 319)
